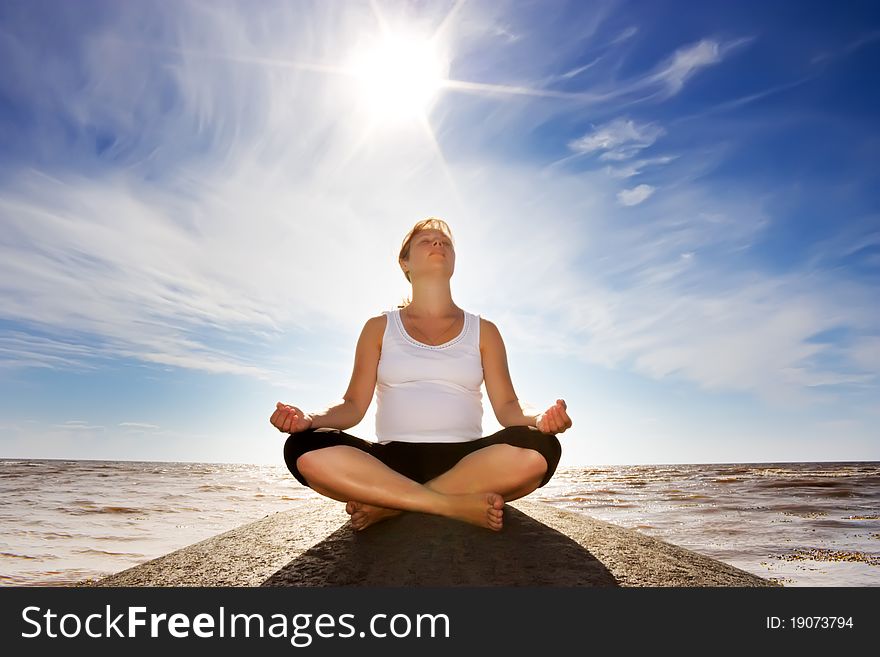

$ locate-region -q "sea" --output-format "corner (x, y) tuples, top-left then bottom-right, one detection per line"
(1, 459), (877, 587)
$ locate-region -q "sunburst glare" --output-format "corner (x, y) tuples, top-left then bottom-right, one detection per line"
(346, 32), (449, 120)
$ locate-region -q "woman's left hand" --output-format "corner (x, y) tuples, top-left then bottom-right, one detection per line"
(536, 399), (572, 435)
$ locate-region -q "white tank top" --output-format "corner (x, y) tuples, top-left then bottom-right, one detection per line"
(375, 308), (484, 443)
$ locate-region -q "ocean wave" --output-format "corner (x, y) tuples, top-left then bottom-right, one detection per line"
(74, 548), (146, 557)
(0, 552), (41, 560)
(65, 505), (145, 515)
(756, 478), (852, 489)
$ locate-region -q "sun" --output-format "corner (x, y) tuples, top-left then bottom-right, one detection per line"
(346, 32), (449, 119)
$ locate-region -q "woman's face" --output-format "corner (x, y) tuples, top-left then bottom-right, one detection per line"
(403, 230), (455, 279)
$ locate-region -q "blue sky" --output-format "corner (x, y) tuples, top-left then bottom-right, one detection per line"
(0, 0), (878, 466)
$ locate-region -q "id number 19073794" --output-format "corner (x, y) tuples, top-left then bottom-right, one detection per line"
(766, 616), (853, 630)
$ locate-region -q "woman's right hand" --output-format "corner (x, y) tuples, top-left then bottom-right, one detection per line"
(270, 402), (313, 434)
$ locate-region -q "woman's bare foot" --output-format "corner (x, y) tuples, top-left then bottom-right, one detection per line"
(444, 492), (504, 531)
(345, 493), (504, 532)
(345, 500), (402, 531)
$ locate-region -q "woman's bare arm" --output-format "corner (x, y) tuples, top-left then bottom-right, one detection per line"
(480, 318), (538, 427)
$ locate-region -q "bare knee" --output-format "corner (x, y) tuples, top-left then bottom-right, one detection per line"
(496, 444), (547, 480)
(296, 445), (366, 479)
(296, 446), (348, 481)
(521, 447), (549, 480)
(295, 451), (319, 482)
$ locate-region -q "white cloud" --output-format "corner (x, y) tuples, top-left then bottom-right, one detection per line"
(606, 155), (678, 178)
(568, 117), (665, 160)
(0, 331), (104, 371)
(803, 224), (880, 272)
(644, 37), (752, 99)
(557, 56), (603, 80)
(51, 421), (105, 432)
(811, 30), (880, 65)
(605, 36), (752, 103)
(650, 39), (722, 96)
(118, 422), (161, 430)
(611, 26), (639, 45)
(491, 23), (521, 44)
(617, 184), (655, 206)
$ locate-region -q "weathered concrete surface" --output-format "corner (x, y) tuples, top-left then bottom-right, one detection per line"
(86, 499), (778, 587)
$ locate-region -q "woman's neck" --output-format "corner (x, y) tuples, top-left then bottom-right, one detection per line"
(405, 280), (457, 318)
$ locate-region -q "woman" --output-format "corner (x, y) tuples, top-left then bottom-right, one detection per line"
(270, 218), (572, 532)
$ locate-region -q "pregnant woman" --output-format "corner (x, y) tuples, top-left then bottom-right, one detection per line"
(271, 217), (572, 531)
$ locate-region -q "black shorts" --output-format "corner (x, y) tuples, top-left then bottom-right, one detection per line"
(283, 425), (562, 489)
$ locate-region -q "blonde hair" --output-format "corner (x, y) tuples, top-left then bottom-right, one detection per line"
(396, 217), (456, 309)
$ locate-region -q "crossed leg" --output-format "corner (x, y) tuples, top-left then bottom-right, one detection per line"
(296, 443), (548, 532)
(347, 444), (546, 530)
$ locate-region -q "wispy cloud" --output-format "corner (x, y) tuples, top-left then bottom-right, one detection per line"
(605, 155), (678, 178)
(490, 23), (521, 44)
(556, 35), (753, 109)
(649, 39), (722, 96)
(0, 331), (105, 371)
(610, 26), (639, 45)
(51, 420), (105, 432)
(0, 170), (300, 382)
(811, 30), (880, 65)
(645, 37), (753, 99)
(568, 117), (665, 160)
(557, 56), (603, 80)
(617, 184), (655, 206)
(553, 24), (637, 84)
(802, 223), (880, 273)
(118, 422), (160, 430)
